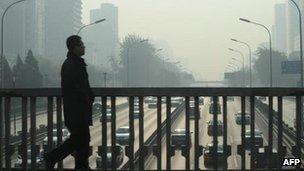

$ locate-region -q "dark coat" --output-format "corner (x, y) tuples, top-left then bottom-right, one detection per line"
(61, 52), (94, 129)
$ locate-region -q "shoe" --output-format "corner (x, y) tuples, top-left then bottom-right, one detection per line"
(44, 152), (56, 170)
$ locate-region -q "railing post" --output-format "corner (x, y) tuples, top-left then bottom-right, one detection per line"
(241, 96), (245, 170)
(111, 97), (117, 171)
(21, 97), (27, 170)
(166, 96), (172, 171)
(30, 97), (36, 171)
(0, 97), (3, 170)
(128, 96), (135, 170)
(250, 96), (256, 170)
(4, 97), (11, 170)
(194, 96), (200, 170)
(47, 97), (54, 153)
(223, 96), (228, 170)
(156, 96), (162, 170)
(212, 96), (219, 170)
(184, 96), (190, 170)
(277, 96), (283, 170)
(56, 97), (63, 170)
(268, 96), (273, 170)
(101, 96), (107, 170)
(295, 96), (302, 170)
(138, 96), (145, 170)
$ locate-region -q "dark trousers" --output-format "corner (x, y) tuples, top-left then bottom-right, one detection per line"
(47, 125), (90, 169)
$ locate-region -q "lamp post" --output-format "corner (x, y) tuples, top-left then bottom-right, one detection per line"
(239, 18), (273, 87)
(12, 74), (16, 135)
(231, 38), (252, 87)
(103, 72), (107, 87)
(126, 39), (148, 87)
(76, 18), (106, 35)
(229, 48), (245, 87)
(290, 0), (303, 87)
(1, 0), (26, 88)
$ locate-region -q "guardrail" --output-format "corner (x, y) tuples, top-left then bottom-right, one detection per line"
(1, 88), (304, 171)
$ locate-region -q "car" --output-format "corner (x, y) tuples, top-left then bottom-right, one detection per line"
(100, 107), (112, 122)
(133, 106), (141, 119)
(209, 103), (221, 114)
(148, 99), (157, 108)
(203, 143), (226, 167)
(144, 96), (155, 104)
(96, 145), (124, 169)
(116, 126), (129, 145)
(14, 149), (44, 168)
(258, 96), (267, 101)
(171, 97), (183, 107)
(93, 102), (110, 115)
(207, 120), (223, 136)
(244, 129), (263, 149)
(199, 97), (204, 105)
(189, 101), (200, 119)
(235, 112), (251, 125)
(43, 128), (70, 147)
(249, 148), (281, 168)
(171, 129), (191, 150)
(227, 96), (234, 101)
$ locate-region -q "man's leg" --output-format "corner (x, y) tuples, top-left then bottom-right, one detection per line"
(74, 125), (91, 170)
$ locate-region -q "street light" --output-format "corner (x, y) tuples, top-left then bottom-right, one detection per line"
(126, 39), (148, 87)
(231, 38), (252, 87)
(1, 0), (26, 88)
(239, 17), (273, 87)
(229, 48), (245, 87)
(290, 0), (303, 87)
(76, 18), (106, 35)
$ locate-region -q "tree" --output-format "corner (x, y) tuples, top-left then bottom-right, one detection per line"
(253, 47), (298, 87)
(23, 50), (43, 88)
(12, 54), (25, 88)
(0, 56), (13, 88)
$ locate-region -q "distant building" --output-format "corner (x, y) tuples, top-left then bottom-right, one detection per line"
(273, 3), (287, 53)
(0, 0), (45, 63)
(83, 3), (119, 65)
(286, 0), (304, 56)
(44, 0), (82, 60)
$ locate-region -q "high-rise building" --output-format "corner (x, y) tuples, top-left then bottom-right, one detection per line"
(44, 0), (82, 60)
(83, 3), (119, 65)
(286, 0), (304, 55)
(273, 3), (287, 53)
(0, 0), (45, 63)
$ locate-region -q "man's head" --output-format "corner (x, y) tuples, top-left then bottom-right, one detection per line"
(66, 35), (85, 57)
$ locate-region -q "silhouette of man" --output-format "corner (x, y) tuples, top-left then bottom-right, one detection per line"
(45, 35), (94, 170)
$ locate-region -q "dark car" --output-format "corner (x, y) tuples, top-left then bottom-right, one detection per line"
(203, 143), (226, 167)
(189, 101), (200, 119)
(244, 129), (263, 149)
(207, 120), (223, 136)
(249, 148), (281, 168)
(227, 96), (234, 101)
(235, 112), (251, 125)
(171, 97), (183, 107)
(14, 149), (44, 168)
(99, 107), (112, 122)
(133, 106), (140, 119)
(209, 103), (221, 114)
(171, 129), (191, 150)
(199, 97), (204, 105)
(258, 96), (267, 101)
(96, 145), (124, 169)
(148, 99), (157, 108)
(116, 126), (129, 145)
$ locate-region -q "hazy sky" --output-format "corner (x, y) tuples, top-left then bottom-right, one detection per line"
(82, 0), (285, 81)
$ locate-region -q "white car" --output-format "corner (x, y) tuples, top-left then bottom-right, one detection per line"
(43, 128), (70, 146)
(14, 149), (44, 168)
(116, 126), (129, 145)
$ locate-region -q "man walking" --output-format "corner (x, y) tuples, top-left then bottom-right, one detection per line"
(45, 35), (94, 170)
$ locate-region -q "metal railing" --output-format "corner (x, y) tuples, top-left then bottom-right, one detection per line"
(0, 88), (303, 170)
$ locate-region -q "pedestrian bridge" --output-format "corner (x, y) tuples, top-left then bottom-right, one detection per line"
(0, 88), (303, 170)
